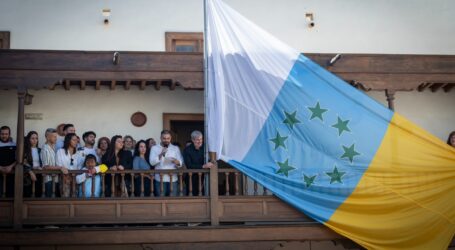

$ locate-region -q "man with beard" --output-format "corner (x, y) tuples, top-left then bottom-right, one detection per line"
(0, 126), (16, 197)
(78, 131), (100, 168)
(149, 130), (183, 197)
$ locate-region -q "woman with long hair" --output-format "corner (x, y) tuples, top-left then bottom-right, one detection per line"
(102, 135), (133, 197)
(56, 133), (79, 197)
(23, 131), (41, 197)
(133, 140), (152, 196)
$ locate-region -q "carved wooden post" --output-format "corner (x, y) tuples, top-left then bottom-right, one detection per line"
(13, 90), (26, 229)
(209, 152), (219, 226)
(385, 89), (396, 111)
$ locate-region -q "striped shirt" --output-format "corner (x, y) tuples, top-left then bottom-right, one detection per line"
(40, 143), (58, 183)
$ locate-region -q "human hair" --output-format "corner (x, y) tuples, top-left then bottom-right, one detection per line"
(123, 134), (133, 144)
(97, 136), (110, 149)
(106, 135), (123, 162)
(82, 131), (96, 141)
(45, 128), (57, 136)
(191, 130), (203, 140)
(63, 133), (77, 155)
(0, 126), (11, 133)
(447, 131), (455, 146)
(24, 131), (39, 166)
(84, 154), (98, 166)
(63, 124), (74, 132)
(145, 138), (153, 148)
(161, 130), (172, 137)
(134, 140), (147, 157)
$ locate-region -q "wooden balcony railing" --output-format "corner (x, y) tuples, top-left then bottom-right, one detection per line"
(0, 164), (313, 228)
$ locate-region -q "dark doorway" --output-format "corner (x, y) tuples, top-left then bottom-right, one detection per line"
(170, 120), (204, 151)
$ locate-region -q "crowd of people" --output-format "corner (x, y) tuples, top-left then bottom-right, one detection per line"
(0, 124), (214, 198)
(1, 124), (454, 199)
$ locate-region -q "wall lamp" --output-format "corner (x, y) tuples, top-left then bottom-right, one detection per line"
(305, 13), (315, 28)
(102, 9), (111, 25)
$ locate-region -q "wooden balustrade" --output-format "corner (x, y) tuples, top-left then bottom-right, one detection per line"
(0, 164), (314, 228)
(218, 168), (271, 196)
(16, 169), (210, 199)
(0, 167), (274, 200)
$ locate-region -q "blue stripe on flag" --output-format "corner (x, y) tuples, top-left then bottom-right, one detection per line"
(228, 54), (393, 222)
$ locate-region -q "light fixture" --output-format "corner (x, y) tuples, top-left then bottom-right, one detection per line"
(305, 13), (315, 28)
(102, 9), (111, 25)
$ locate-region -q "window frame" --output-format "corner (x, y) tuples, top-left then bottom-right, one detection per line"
(165, 32), (203, 52)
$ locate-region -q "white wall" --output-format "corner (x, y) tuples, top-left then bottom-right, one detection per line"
(0, 0), (454, 54)
(0, 0), (453, 143)
(1, 88), (452, 144)
(0, 88), (204, 146)
(366, 91), (455, 142)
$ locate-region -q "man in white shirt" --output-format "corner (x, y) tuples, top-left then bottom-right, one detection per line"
(77, 131), (100, 168)
(149, 130), (183, 196)
(41, 128), (68, 197)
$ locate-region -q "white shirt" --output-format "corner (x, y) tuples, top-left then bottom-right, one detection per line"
(77, 147), (100, 169)
(55, 137), (64, 150)
(40, 143), (58, 183)
(56, 148), (82, 170)
(31, 148), (40, 168)
(149, 144), (183, 182)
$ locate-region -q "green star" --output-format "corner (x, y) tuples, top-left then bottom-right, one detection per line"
(308, 102), (328, 121)
(326, 166), (346, 184)
(269, 131), (288, 150)
(341, 143), (360, 163)
(276, 159), (295, 177)
(303, 174), (317, 188)
(332, 116), (351, 136)
(283, 110), (301, 129)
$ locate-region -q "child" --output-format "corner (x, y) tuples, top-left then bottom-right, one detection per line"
(76, 154), (102, 198)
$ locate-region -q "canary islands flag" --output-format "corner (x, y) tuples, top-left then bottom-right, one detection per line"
(205, 0), (455, 249)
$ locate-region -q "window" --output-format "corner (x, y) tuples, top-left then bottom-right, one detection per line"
(165, 32), (203, 52)
(0, 32), (10, 49)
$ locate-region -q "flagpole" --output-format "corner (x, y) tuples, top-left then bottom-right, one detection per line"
(203, 0), (210, 195)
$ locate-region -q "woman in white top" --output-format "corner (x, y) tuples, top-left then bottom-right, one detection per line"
(23, 131), (41, 197)
(56, 133), (80, 197)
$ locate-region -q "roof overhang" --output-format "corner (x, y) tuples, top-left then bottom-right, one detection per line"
(0, 50), (454, 92)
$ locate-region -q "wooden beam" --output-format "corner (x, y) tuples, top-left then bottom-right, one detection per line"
(124, 80), (131, 90)
(140, 80), (146, 90)
(429, 83), (444, 92)
(95, 80), (100, 90)
(170, 81), (177, 90)
(110, 80), (116, 90)
(0, 225), (343, 246)
(210, 163), (219, 226)
(1, 50), (455, 91)
(443, 83), (455, 92)
(80, 80), (86, 90)
(155, 80), (162, 90)
(385, 89), (396, 111)
(417, 82), (430, 92)
(64, 79), (70, 90)
(14, 90), (26, 229)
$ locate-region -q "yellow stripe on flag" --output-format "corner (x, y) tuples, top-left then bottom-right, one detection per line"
(326, 113), (455, 250)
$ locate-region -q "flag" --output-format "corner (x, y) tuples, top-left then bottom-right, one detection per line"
(205, 0), (455, 249)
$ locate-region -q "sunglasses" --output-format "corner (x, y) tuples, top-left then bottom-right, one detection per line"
(70, 158), (74, 165)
